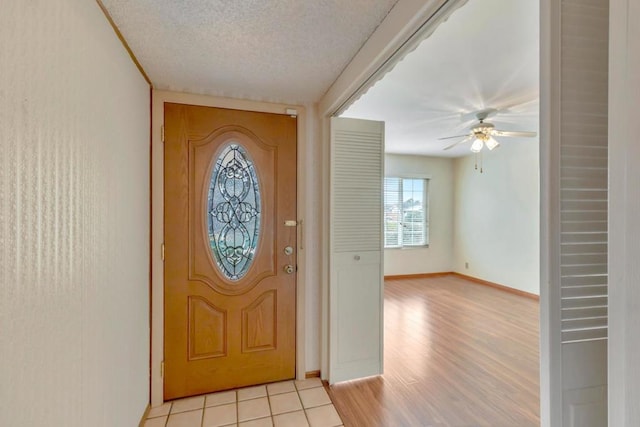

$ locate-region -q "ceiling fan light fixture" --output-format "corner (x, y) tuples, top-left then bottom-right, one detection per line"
(486, 137), (500, 150)
(470, 138), (484, 153)
(440, 107), (537, 157)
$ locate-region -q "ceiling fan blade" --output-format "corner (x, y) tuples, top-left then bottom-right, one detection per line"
(443, 135), (473, 150)
(438, 134), (471, 141)
(492, 130), (537, 138)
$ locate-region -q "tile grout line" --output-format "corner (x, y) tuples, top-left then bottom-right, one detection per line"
(200, 396), (204, 427)
(266, 387), (274, 426)
(163, 402), (171, 427)
(298, 385), (313, 427)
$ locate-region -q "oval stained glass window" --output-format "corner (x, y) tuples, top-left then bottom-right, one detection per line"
(206, 143), (261, 281)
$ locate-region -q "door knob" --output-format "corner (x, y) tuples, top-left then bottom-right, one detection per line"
(283, 264), (295, 274)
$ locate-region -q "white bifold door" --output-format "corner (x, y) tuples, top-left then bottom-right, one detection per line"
(547, 0), (609, 425)
(329, 117), (384, 384)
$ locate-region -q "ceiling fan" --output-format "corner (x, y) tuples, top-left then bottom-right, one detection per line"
(439, 108), (537, 152)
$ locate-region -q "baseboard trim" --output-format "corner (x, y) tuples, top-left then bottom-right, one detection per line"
(305, 370), (321, 379)
(138, 404), (151, 427)
(386, 272), (539, 300)
(452, 272), (539, 300)
(384, 272), (453, 280)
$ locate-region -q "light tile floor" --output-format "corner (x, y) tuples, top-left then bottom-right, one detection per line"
(144, 378), (343, 427)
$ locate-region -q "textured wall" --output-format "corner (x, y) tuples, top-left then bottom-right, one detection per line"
(0, 1), (150, 425)
(384, 154), (454, 275)
(453, 142), (540, 295)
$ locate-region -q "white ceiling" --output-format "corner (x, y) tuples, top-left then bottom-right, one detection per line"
(100, 0), (397, 104)
(342, 0), (540, 157)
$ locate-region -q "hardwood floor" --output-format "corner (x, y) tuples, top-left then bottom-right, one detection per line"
(325, 275), (540, 427)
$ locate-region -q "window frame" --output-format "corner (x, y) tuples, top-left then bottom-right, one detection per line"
(383, 176), (429, 249)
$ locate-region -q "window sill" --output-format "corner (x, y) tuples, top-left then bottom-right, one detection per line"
(384, 245), (430, 250)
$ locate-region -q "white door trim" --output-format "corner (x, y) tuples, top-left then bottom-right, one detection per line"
(608, 0), (640, 423)
(539, 0), (562, 424)
(150, 90), (309, 406)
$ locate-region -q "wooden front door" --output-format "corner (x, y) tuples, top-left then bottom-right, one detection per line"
(164, 103), (297, 400)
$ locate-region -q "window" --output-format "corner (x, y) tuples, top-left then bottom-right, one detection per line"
(384, 177), (428, 248)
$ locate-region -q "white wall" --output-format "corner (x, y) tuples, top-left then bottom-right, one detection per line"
(609, 0), (640, 424)
(453, 141), (540, 295)
(0, 1), (150, 426)
(384, 154), (454, 275)
(304, 103), (323, 371)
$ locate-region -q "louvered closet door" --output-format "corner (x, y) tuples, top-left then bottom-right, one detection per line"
(329, 117), (384, 384)
(556, 1), (609, 425)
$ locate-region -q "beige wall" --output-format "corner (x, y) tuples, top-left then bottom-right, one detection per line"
(0, 1), (150, 425)
(384, 154), (454, 275)
(453, 142), (540, 295)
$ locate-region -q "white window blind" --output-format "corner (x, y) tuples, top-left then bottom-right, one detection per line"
(384, 177), (428, 248)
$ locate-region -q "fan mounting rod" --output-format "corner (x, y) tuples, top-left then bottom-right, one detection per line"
(461, 107), (498, 123)
(475, 108), (498, 122)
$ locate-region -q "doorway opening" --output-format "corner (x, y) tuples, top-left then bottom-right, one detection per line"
(150, 92), (311, 407)
(328, 0), (541, 424)
(162, 104), (298, 400)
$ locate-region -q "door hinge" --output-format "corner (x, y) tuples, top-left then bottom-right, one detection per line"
(161, 243), (165, 261)
(161, 125), (165, 143)
(286, 108), (298, 117)
(160, 361), (165, 378)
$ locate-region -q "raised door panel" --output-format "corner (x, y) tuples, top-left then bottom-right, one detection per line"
(188, 297), (227, 360)
(242, 290), (277, 353)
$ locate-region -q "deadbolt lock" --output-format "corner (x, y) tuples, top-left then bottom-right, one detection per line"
(284, 246), (294, 256)
(284, 264), (295, 274)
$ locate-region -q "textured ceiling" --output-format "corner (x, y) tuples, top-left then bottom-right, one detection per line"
(100, 0), (398, 104)
(342, 0), (539, 157)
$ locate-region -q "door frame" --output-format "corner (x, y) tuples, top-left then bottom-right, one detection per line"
(316, 0), (489, 382)
(151, 90), (309, 406)
(317, 0), (553, 421)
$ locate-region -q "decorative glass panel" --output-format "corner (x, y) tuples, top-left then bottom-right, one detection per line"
(207, 144), (261, 281)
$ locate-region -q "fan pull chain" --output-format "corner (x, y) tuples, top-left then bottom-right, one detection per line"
(480, 151), (484, 173)
(474, 153), (478, 170)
